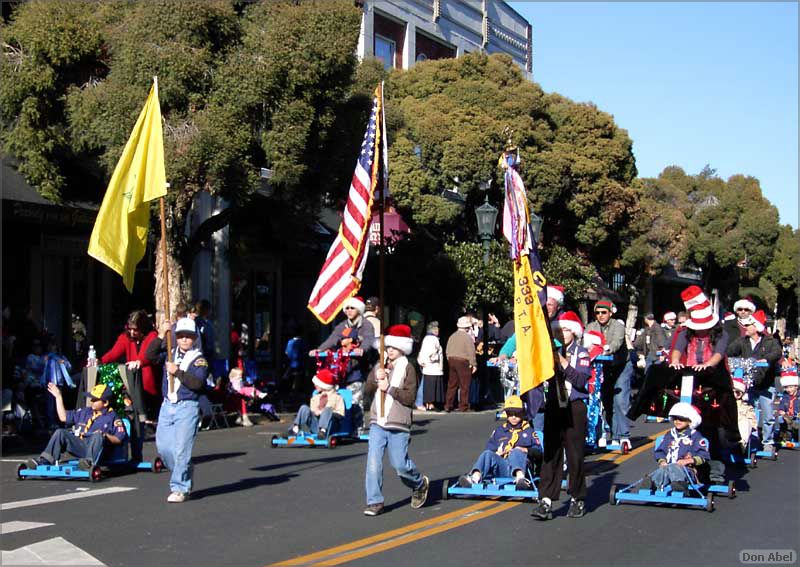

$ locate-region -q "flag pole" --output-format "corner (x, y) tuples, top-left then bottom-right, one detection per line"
(159, 194), (174, 380)
(378, 82), (387, 419)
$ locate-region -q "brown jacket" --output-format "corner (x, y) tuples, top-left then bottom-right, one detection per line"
(446, 329), (476, 367)
(365, 358), (417, 432)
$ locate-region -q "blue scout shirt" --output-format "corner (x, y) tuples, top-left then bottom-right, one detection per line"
(654, 427), (710, 466)
(777, 392), (798, 417)
(161, 349), (209, 402)
(64, 407), (127, 443)
(485, 421), (540, 454)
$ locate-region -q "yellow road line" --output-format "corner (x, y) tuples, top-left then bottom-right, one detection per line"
(271, 427), (669, 566)
(268, 500), (497, 566)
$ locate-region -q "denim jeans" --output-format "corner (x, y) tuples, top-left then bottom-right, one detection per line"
(649, 463), (694, 489)
(612, 360), (634, 439)
(365, 425), (423, 505)
(156, 399), (200, 494)
(293, 405), (336, 435)
(41, 429), (104, 464)
(347, 381), (364, 429)
(750, 389), (775, 444)
(470, 449), (528, 479)
(415, 376), (425, 408)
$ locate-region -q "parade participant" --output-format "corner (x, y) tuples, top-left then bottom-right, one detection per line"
(661, 312), (678, 342)
(532, 311), (592, 521)
(101, 310), (160, 421)
(417, 321), (444, 411)
(585, 299), (633, 450)
(27, 383), (126, 470)
(725, 297), (756, 339)
(146, 318), (208, 503)
(309, 296), (375, 430)
(545, 285), (566, 319)
(445, 316), (477, 412)
(732, 378), (758, 453)
(776, 369), (799, 442)
(669, 287), (729, 372)
(727, 310), (782, 448)
(639, 403), (710, 493)
(458, 395), (539, 490)
(363, 325), (429, 516)
(634, 313), (667, 374)
(289, 369), (345, 438)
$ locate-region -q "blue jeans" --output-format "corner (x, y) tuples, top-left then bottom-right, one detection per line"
(750, 389), (775, 444)
(41, 429), (104, 464)
(293, 405), (337, 435)
(365, 425), (423, 505)
(649, 463), (694, 489)
(415, 376), (425, 408)
(156, 399), (200, 494)
(470, 449), (528, 479)
(612, 361), (633, 439)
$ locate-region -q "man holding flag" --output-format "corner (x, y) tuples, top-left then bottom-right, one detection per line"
(498, 143), (589, 520)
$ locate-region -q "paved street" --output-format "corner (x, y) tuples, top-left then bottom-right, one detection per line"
(2, 412), (798, 567)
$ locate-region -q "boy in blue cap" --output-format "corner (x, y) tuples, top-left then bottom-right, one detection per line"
(27, 382), (127, 470)
(458, 395), (539, 490)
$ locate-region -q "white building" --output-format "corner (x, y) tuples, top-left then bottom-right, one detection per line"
(357, 0), (532, 78)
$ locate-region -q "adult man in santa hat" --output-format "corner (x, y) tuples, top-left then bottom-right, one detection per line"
(725, 297), (756, 339)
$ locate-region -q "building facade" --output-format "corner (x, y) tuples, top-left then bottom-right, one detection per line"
(357, 0), (532, 78)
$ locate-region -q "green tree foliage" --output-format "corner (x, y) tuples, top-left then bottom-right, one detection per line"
(443, 240), (514, 314)
(541, 245), (596, 301)
(765, 226), (800, 292)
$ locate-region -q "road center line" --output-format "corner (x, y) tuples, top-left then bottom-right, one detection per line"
(1, 487), (137, 511)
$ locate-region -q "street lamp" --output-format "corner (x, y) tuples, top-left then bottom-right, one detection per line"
(475, 197), (498, 264)
(530, 210), (543, 245)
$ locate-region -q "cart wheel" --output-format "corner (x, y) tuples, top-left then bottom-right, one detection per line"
(152, 457), (165, 473)
(90, 465), (102, 483)
(705, 493), (714, 512)
(17, 463), (27, 480)
(768, 447), (778, 461)
(748, 457), (758, 469)
(622, 442), (630, 455)
(442, 479), (450, 500)
(609, 484), (617, 506)
(327, 436), (338, 449)
(270, 434), (280, 448)
(727, 480), (736, 499)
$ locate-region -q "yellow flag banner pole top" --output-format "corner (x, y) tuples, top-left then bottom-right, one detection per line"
(88, 78), (167, 292)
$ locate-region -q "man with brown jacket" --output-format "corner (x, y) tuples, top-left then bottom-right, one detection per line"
(445, 316), (477, 412)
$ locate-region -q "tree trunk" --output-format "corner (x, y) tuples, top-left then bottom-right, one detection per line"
(154, 235), (187, 326)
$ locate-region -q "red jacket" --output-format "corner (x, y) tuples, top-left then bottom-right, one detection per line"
(101, 331), (160, 395)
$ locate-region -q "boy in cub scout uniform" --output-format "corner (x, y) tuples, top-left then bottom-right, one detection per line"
(457, 395), (540, 490)
(146, 317), (209, 503)
(28, 383), (127, 470)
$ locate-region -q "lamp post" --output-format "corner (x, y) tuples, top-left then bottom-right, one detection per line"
(529, 210), (543, 246)
(475, 192), (498, 409)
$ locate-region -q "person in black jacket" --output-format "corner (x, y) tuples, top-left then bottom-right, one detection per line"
(727, 310), (782, 446)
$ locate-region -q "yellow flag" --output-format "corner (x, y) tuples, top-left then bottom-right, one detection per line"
(88, 79), (167, 292)
(513, 255), (555, 393)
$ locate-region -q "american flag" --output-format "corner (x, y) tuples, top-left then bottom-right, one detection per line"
(308, 85), (384, 324)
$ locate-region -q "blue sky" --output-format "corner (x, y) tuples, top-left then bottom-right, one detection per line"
(510, 1), (799, 228)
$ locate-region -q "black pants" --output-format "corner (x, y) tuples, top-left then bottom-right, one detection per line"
(539, 400), (587, 502)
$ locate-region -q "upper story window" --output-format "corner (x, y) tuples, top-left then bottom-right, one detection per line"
(375, 34), (397, 70)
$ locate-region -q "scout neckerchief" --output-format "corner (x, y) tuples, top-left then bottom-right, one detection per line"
(666, 427), (692, 463)
(167, 346), (202, 403)
(80, 408), (106, 439)
(501, 420), (531, 458)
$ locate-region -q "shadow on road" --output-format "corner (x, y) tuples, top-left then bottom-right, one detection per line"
(190, 473), (298, 499)
(251, 451), (365, 474)
(193, 451), (248, 464)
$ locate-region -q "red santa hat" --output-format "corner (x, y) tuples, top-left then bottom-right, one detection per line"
(583, 329), (606, 360)
(662, 311), (676, 323)
(552, 311), (583, 338)
(343, 296), (365, 315)
(382, 324), (414, 355)
(733, 297), (756, 313)
(680, 285), (719, 330)
(669, 402), (702, 429)
(312, 369), (336, 391)
(546, 285), (565, 305)
(780, 368), (799, 388)
(732, 378), (747, 393)
(752, 310), (767, 334)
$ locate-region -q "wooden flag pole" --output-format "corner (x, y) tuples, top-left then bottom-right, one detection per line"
(159, 194), (174, 393)
(378, 82), (387, 419)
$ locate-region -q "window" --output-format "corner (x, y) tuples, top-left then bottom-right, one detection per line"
(375, 34), (396, 70)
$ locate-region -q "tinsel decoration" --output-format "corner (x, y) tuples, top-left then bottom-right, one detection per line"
(96, 363), (128, 414)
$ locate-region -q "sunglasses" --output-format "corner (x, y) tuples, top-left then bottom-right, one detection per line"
(594, 310), (609, 315)
(344, 306), (357, 310)
(736, 308), (751, 312)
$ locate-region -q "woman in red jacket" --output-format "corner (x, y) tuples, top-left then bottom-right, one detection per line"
(101, 310), (160, 420)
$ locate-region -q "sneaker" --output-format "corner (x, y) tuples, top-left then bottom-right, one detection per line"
(318, 428), (327, 438)
(410, 475), (430, 509)
(27, 458), (45, 470)
(167, 492), (187, 503)
(597, 437), (607, 448)
(566, 498), (585, 518)
(241, 415), (254, 427)
(611, 439), (620, 447)
(290, 425), (300, 435)
(670, 481), (688, 493)
(78, 458), (93, 471)
(458, 474), (473, 488)
(531, 500), (552, 520)
(363, 503), (384, 516)
(515, 477), (532, 491)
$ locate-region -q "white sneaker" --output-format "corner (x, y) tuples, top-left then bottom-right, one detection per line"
(597, 438), (607, 448)
(291, 425), (300, 435)
(167, 492), (187, 503)
(241, 415), (254, 427)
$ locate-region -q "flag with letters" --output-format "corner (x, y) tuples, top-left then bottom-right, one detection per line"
(307, 85), (384, 324)
(88, 79), (167, 292)
(501, 153), (554, 394)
